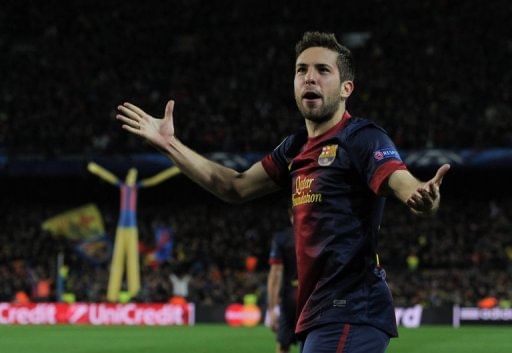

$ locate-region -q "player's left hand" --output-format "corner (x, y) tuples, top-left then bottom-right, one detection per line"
(269, 310), (279, 333)
(406, 164), (450, 216)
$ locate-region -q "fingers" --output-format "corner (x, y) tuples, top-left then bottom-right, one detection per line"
(407, 196), (425, 215)
(121, 124), (143, 136)
(116, 114), (140, 129)
(427, 182), (438, 199)
(418, 188), (433, 208)
(407, 192), (425, 210)
(117, 105), (142, 122)
(116, 102), (150, 132)
(123, 102), (146, 117)
(408, 208), (422, 216)
(433, 164), (450, 186)
(406, 164), (448, 216)
(164, 100), (175, 121)
(407, 187), (435, 211)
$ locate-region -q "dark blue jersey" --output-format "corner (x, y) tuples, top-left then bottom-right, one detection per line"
(269, 227), (298, 308)
(261, 112), (406, 337)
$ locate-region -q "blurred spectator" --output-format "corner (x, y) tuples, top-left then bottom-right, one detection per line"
(169, 270), (192, 299)
(1, 194), (511, 307)
(2, 0), (511, 305)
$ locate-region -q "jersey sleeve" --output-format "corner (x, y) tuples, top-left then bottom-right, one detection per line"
(261, 137), (291, 187)
(268, 233), (283, 265)
(346, 126), (407, 194)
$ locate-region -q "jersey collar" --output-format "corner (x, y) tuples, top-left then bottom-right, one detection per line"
(307, 110), (352, 145)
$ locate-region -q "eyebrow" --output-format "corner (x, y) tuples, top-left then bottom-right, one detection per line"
(295, 63), (333, 69)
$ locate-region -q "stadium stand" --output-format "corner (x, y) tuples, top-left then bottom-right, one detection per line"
(1, 0), (511, 312)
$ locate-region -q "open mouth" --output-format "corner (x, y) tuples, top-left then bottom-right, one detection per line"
(303, 92), (322, 99)
(302, 91), (322, 104)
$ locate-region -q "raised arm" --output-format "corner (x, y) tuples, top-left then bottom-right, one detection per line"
(116, 100), (280, 203)
(387, 164), (450, 216)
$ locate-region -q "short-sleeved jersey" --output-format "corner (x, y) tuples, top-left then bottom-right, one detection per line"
(261, 112), (406, 337)
(269, 227), (298, 307)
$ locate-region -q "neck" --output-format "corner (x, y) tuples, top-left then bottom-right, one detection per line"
(305, 104), (346, 138)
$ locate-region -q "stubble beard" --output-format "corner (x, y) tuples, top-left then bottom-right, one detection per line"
(296, 95), (341, 123)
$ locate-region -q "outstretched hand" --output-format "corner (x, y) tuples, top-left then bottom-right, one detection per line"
(116, 100), (176, 151)
(406, 164), (450, 216)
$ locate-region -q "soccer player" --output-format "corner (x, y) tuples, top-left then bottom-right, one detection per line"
(117, 31), (450, 352)
(267, 209), (297, 353)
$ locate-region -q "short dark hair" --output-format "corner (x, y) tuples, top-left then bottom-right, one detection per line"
(295, 31), (355, 82)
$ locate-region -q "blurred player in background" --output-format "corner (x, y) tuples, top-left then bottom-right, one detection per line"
(117, 31), (449, 352)
(267, 208), (297, 353)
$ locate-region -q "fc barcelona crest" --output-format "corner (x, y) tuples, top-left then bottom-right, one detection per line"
(318, 144), (338, 166)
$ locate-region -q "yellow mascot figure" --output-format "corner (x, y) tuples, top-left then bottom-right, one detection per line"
(88, 162), (180, 302)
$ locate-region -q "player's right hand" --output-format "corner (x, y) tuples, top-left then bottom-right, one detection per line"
(116, 100), (176, 151)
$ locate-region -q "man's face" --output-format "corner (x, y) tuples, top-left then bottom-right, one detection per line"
(294, 47), (342, 123)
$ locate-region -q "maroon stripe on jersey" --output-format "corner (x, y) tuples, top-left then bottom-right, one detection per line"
(336, 324), (351, 353)
(370, 160), (407, 194)
(269, 259), (283, 265)
(293, 199), (321, 332)
(306, 111), (352, 145)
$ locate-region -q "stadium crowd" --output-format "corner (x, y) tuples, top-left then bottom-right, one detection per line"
(2, 0), (511, 156)
(2, 0), (511, 317)
(1, 196), (511, 309)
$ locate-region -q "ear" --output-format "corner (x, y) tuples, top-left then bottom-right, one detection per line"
(340, 80), (354, 99)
